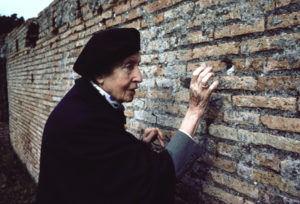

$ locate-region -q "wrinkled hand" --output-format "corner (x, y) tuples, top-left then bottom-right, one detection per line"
(189, 64), (219, 115)
(143, 128), (165, 148)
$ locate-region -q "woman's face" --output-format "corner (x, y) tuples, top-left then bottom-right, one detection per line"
(96, 52), (142, 103)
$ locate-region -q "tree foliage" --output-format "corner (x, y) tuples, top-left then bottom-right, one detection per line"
(0, 14), (24, 35)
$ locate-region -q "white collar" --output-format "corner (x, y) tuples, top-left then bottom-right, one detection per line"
(90, 81), (122, 110)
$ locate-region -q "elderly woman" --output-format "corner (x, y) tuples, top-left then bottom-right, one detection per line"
(36, 28), (218, 204)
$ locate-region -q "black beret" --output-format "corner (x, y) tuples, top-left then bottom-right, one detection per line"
(73, 28), (140, 78)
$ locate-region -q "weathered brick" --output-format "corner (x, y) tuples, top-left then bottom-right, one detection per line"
(134, 90), (147, 98)
(275, 0), (300, 7)
(187, 30), (213, 44)
(202, 185), (244, 204)
(267, 58), (300, 71)
(187, 60), (227, 72)
(124, 109), (134, 118)
(106, 15), (123, 27)
(153, 13), (164, 24)
(217, 142), (240, 158)
(130, 0), (147, 8)
(253, 169), (300, 197)
(196, 0), (235, 9)
(175, 91), (189, 102)
(238, 129), (300, 153)
(215, 18), (264, 39)
(100, 10), (111, 19)
(261, 115), (300, 133)
(267, 11), (300, 30)
(211, 171), (259, 199)
(188, 12), (215, 28)
(147, 90), (172, 100)
(122, 20), (141, 29)
(240, 33), (300, 54)
(224, 110), (260, 126)
(113, 0), (131, 15)
(255, 152), (280, 172)
(232, 95), (297, 111)
(233, 58), (266, 71)
(144, 0), (172, 13)
(209, 124), (239, 141)
(192, 42), (239, 59)
(257, 76), (300, 91)
(217, 76), (257, 91)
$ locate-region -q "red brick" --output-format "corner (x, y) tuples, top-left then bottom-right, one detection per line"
(106, 15), (123, 27)
(192, 42), (239, 59)
(255, 153), (280, 172)
(130, 0), (147, 8)
(261, 115), (300, 133)
(211, 171), (259, 199)
(233, 58), (266, 71)
(215, 18), (264, 39)
(232, 95), (297, 111)
(187, 60), (227, 72)
(113, 0), (131, 15)
(202, 185), (243, 204)
(126, 9), (142, 21)
(267, 11), (300, 29)
(122, 20), (141, 29)
(144, 0), (172, 13)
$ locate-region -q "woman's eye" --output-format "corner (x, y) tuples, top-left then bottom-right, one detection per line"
(125, 64), (134, 70)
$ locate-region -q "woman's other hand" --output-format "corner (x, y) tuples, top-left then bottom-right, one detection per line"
(179, 64), (219, 136)
(143, 128), (165, 148)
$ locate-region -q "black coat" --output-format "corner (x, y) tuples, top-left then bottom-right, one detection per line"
(36, 78), (175, 204)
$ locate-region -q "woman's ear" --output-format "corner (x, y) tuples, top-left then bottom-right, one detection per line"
(95, 76), (104, 86)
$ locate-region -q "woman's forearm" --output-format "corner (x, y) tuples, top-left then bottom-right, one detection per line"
(179, 108), (204, 137)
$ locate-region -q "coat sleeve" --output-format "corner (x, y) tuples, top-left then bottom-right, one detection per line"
(166, 130), (203, 178)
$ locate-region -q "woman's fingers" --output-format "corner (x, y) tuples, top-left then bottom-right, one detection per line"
(156, 128), (165, 148)
(191, 65), (206, 85)
(201, 72), (214, 86)
(143, 128), (165, 148)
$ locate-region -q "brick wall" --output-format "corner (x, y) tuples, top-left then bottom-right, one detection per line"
(4, 0), (300, 203)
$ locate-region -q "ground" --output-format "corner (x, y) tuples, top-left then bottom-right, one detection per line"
(0, 144), (37, 204)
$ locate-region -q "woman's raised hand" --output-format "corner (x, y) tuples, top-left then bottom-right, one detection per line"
(189, 64), (219, 116)
(179, 64), (219, 137)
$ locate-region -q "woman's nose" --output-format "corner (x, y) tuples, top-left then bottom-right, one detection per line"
(133, 67), (143, 83)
